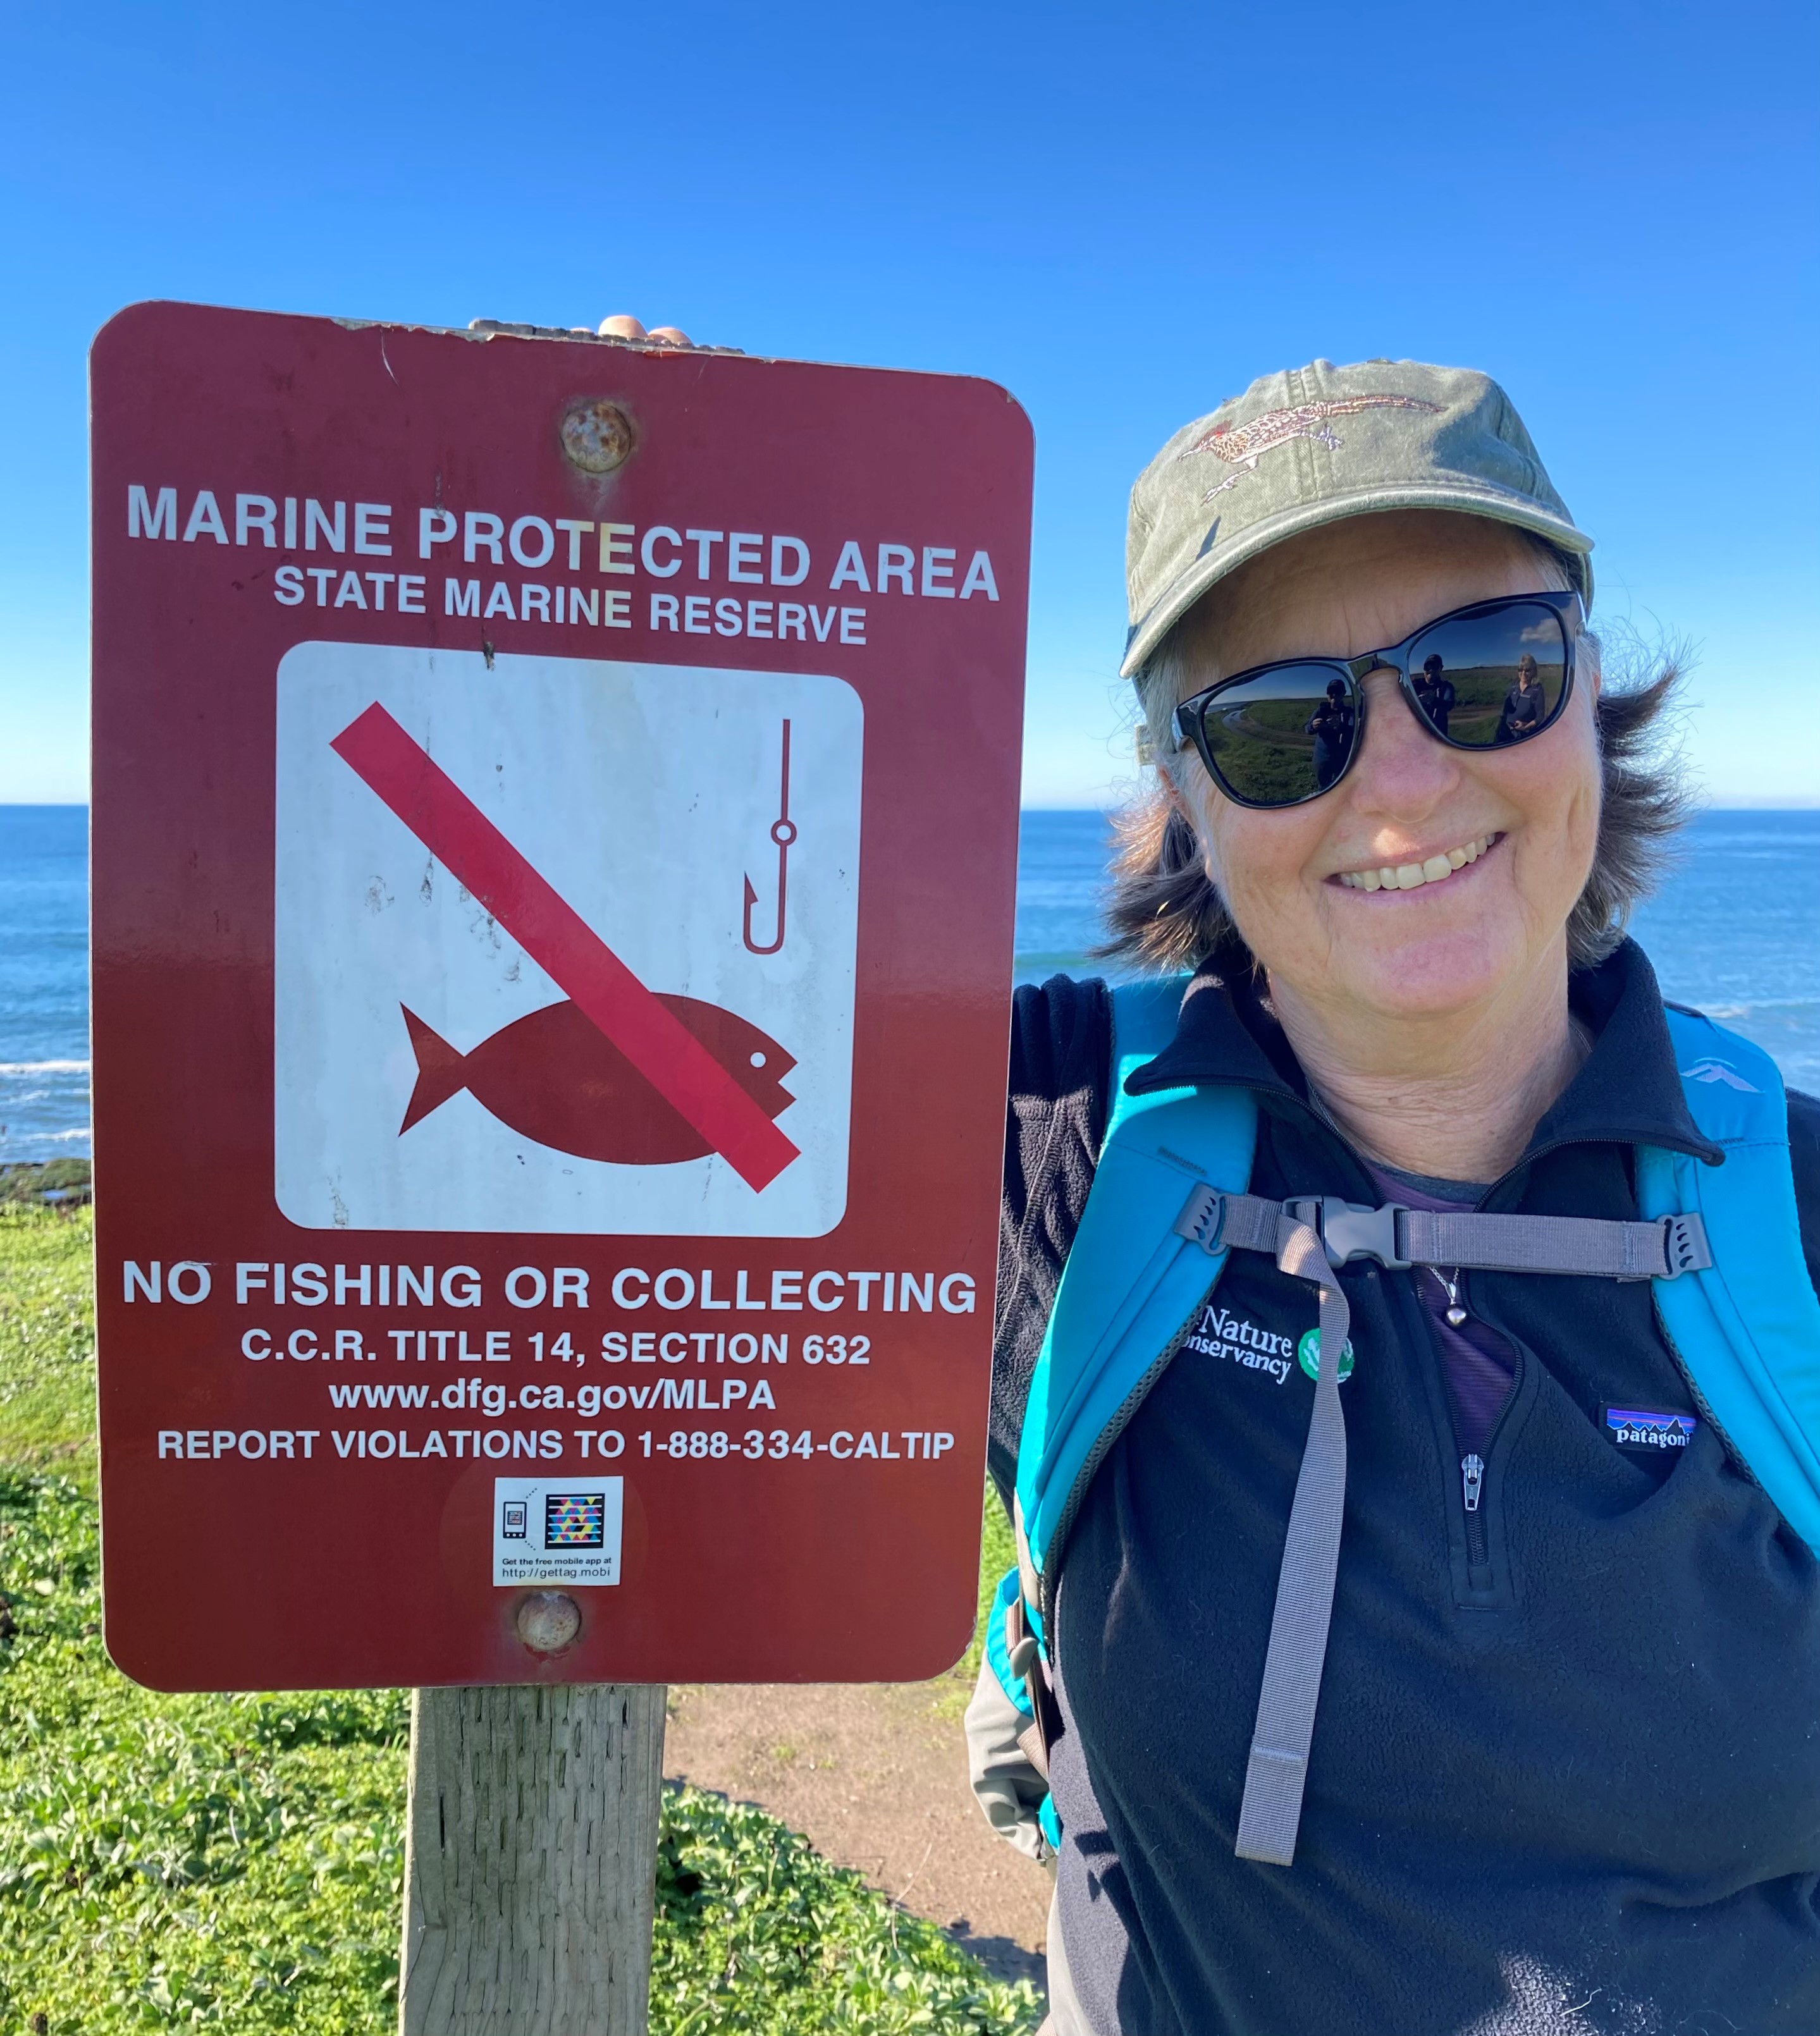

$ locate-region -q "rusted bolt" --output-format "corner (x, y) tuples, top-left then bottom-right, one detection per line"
(560, 399), (633, 474)
(517, 1591), (582, 1654)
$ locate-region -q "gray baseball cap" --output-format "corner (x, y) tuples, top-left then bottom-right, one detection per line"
(1121, 357), (1594, 678)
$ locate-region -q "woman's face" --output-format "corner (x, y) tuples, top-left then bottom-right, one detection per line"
(1172, 511), (1602, 1026)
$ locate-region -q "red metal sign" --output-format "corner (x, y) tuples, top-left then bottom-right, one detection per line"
(89, 302), (1031, 1691)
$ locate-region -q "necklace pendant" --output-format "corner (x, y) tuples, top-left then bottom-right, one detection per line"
(1445, 1304), (1468, 1328)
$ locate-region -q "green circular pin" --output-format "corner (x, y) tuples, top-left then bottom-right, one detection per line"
(1297, 1327), (1355, 1383)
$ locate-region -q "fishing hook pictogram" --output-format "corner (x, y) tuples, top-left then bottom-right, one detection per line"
(742, 719), (795, 955)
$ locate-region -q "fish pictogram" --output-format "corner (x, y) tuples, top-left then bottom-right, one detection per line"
(331, 702), (801, 1191)
(1180, 394), (1442, 500)
(399, 997), (797, 1165)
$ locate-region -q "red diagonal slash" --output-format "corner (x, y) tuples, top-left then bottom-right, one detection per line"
(330, 703), (799, 1193)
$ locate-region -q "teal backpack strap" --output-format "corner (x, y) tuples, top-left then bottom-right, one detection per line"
(1103, 975), (1194, 1134)
(1012, 978), (1258, 1612)
(982, 1565), (1035, 1716)
(984, 981), (1196, 1719)
(1640, 1009), (1820, 1554)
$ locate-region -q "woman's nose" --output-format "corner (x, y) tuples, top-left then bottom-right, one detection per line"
(1348, 668), (1460, 815)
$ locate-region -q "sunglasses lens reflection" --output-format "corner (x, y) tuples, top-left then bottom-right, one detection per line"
(1406, 604), (1568, 748)
(1191, 666), (1358, 807)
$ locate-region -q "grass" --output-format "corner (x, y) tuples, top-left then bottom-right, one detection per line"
(650, 1791), (1040, 2033)
(0, 1206), (1042, 2033)
(0, 1205), (99, 1488)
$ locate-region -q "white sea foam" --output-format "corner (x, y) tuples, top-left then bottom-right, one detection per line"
(0, 1060), (90, 1074)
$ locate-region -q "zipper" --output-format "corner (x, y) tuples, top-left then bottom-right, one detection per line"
(1398, 1262), (1525, 1603)
(1460, 1452), (1487, 1567)
(1453, 1339), (1525, 1593)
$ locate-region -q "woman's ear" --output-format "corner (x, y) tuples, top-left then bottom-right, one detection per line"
(1162, 766), (1227, 892)
(1165, 768), (1223, 889)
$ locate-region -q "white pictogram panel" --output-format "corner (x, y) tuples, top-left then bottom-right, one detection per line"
(274, 643), (862, 1236)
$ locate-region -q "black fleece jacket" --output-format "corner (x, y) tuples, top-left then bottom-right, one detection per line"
(993, 940), (1820, 2036)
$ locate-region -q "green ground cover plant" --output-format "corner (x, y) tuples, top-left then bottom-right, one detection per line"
(0, 1203), (98, 1486)
(0, 1206), (1041, 2033)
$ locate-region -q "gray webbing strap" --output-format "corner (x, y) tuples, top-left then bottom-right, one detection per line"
(1196, 1191), (1281, 1255)
(1174, 1187), (1711, 1284)
(1233, 1216), (1348, 1867)
(1398, 1208), (1694, 1279)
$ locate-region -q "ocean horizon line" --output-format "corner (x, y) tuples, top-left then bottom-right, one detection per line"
(4, 797), (1819, 816)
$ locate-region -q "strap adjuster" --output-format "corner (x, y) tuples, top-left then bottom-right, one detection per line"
(1291, 1196), (1411, 1271)
(1658, 1211), (1712, 1278)
(1172, 1182), (1226, 1256)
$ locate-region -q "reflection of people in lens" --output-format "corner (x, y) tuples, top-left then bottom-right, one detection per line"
(1413, 652), (1455, 736)
(1496, 653), (1544, 744)
(1304, 679), (1355, 790)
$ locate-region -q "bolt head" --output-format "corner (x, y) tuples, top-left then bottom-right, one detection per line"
(560, 399), (633, 474)
(516, 1591), (582, 1654)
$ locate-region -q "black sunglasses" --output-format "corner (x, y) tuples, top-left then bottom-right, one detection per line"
(1171, 589), (1583, 811)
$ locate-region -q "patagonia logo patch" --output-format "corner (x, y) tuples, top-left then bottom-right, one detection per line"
(1604, 1406), (1697, 1452)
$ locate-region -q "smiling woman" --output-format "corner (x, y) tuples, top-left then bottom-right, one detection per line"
(969, 360), (1820, 2036)
(1114, 511), (1683, 991)
(1110, 508), (1676, 1181)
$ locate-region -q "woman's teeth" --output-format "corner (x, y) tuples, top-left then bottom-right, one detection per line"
(1337, 835), (1499, 892)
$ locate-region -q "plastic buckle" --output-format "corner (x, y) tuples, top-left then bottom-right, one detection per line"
(1301, 1196), (1411, 1270)
(1659, 1211), (1712, 1278)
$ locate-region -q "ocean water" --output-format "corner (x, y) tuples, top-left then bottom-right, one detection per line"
(1, 804), (1814, 1160)
(1014, 808), (1820, 1094)
(0, 807), (89, 1162)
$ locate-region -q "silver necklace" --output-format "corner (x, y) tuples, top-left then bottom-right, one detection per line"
(1432, 1268), (1468, 1328)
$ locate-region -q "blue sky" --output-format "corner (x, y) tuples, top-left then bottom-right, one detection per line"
(3, 0), (1814, 806)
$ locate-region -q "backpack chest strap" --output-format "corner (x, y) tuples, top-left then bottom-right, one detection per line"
(1178, 1186), (1712, 1283)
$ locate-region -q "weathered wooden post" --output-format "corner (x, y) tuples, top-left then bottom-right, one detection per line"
(399, 1676), (667, 2035)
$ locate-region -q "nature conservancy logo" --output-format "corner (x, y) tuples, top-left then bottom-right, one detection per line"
(1296, 1327), (1355, 1384)
(1183, 1300), (1358, 1388)
(1184, 1303), (1297, 1385)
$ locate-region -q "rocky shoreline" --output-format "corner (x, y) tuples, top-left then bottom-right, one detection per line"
(0, 1158), (91, 1207)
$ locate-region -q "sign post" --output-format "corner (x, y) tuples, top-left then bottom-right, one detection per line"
(90, 302), (1033, 2022)
(400, 1682), (667, 2032)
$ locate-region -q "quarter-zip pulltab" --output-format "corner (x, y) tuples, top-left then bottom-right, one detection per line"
(1460, 1451), (1491, 1573)
(1461, 1453), (1485, 1512)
